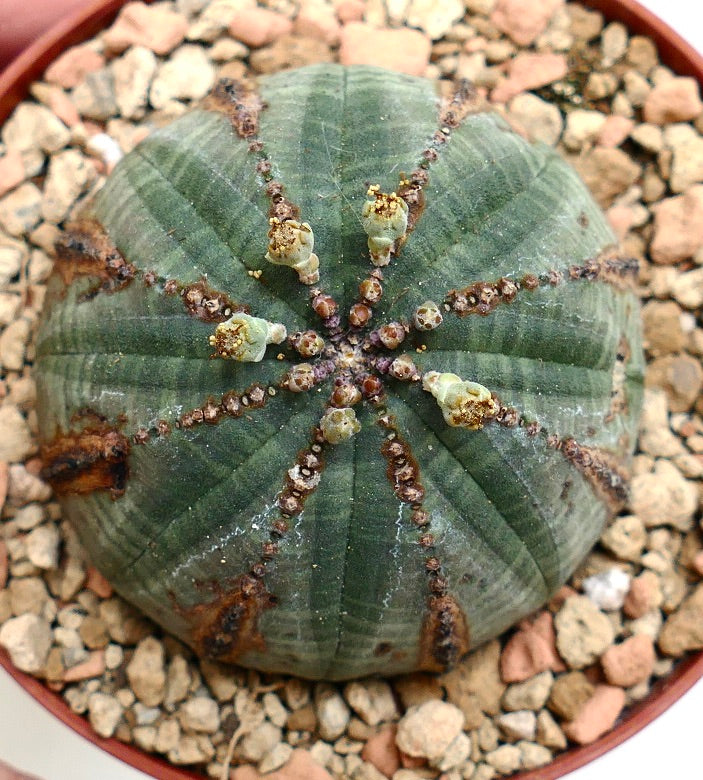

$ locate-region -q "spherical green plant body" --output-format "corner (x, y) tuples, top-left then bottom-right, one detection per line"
(35, 65), (643, 680)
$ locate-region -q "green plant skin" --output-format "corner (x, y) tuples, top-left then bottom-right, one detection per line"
(35, 65), (643, 680)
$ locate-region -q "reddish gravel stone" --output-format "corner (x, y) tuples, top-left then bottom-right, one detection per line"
(230, 767), (262, 780)
(624, 571), (661, 619)
(295, 1), (342, 45)
(266, 749), (333, 779)
(650, 185), (703, 264)
(63, 650), (106, 682)
(86, 566), (114, 599)
(339, 23), (431, 76)
(0, 152), (24, 198)
(0, 540), (8, 590)
(103, 1), (188, 55)
(561, 685), (626, 745)
(597, 115), (635, 148)
(500, 611), (566, 683)
(644, 77), (703, 125)
(361, 723), (401, 778)
(335, 0), (365, 22)
(491, 0), (562, 46)
(229, 7), (294, 48)
(601, 635), (655, 687)
(44, 45), (105, 89)
(491, 53), (568, 103)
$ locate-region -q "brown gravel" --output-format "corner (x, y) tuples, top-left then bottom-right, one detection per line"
(1, 0), (703, 778)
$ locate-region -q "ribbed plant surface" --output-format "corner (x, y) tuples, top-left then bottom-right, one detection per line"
(35, 65), (643, 680)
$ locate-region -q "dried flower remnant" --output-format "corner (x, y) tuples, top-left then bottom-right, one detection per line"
(423, 371), (499, 429)
(362, 185), (409, 266)
(265, 217), (320, 283)
(209, 312), (286, 361)
(320, 407), (361, 444)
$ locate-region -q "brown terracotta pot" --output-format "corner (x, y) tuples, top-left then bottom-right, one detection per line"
(0, 1), (702, 779)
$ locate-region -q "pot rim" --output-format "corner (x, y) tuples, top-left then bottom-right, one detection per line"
(1, 1), (702, 779)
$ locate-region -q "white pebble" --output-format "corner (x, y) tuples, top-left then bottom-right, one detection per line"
(583, 567), (631, 610)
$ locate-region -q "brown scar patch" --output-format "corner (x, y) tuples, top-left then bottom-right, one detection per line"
(188, 573), (277, 662)
(41, 426), (130, 499)
(54, 219), (135, 295)
(417, 594), (471, 672)
(554, 437), (629, 513)
(202, 78), (264, 138)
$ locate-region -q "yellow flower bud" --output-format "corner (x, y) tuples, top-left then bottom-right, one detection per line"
(422, 371), (498, 429)
(265, 218), (320, 284)
(361, 185), (409, 266)
(209, 312), (286, 361)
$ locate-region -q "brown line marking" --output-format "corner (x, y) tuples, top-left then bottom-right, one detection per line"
(446, 250), (639, 317)
(396, 80), (484, 250)
(131, 382), (275, 445)
(201, 78), (264, 138)
(547, 436), (629, 514)
(377, 414), (471, 672)
(54, 219), (135, 297)
(180, 429), (327, 664)
(606, 335), (630, 423)
(40, 425), (130, 499)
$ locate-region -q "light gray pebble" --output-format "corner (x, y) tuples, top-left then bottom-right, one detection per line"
(239, 721), (283, 762)
(396, 700), (465, 762)
(7, 463), (52, 504)
(0, 613), (52, 673)
(88, 693), (124, 738)
(0, 239), (25, 286)
(0, 293), (22, 326)
(517, 740), (552, 769)
(350, 760), (387, 780)
(168, 734), (214, 764)
(132, 725), (157, 752)
(555, 595), (615, 668)
(0, 182), (43, 236)
(178, 695), (220, 733)
(9, 576), (49, 615)
(25, 524), (60, 569)
(41, 149), (95, 224)
(583, 567), (631, 611)
(13, 503), (44, 532)
(127, 636), (166, 707)
(71, 68), (118, 120)
(104, 643), (124, 669)
(535, 709), (567, 749)
(431, 731), (471, 771)
(1, 103), (70, 153)
(150, 45), (215, 108)
(497, 710), (537, 742)
(315, 683), (351, 741)
(600, 515), (647, 561)
(134, 702), (162, 726)
(344, 679), (398, 725)
(258, 742), (293, 773)
(502, 671), (553, 711)
(484, 743), (522, 774)
(0, 318), (30, 372)
(630, 122), (663, 152)
(601, 21), (628, 67)
(263, 691), (288, 727)
(155, 718), (181, 753)
(185, 0), (250, 42)
(112, 46), (158, 119)
(165, 654), (191, 707)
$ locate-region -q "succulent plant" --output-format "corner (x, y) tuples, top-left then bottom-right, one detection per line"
(35, 64), (643, 681)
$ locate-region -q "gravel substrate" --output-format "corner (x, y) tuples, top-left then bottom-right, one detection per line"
(2, 1), (703, 778)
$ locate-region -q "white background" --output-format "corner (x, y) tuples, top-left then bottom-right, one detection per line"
(1, 1), (702, 778)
